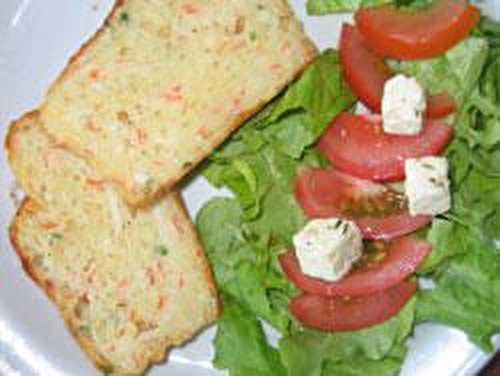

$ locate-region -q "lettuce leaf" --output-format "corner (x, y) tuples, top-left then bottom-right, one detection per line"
(213, 295), (287, 376)
(412, 20), (500, 351)
(323, 345), (406, 376)
(417, 219), (468, 275)
(306, 0), (388, 14)
(417, 143), (500, 352)
(416, 233), (500, 351)
(196, 197), (295, 331)
(306, 0), (430, 15)
(269, 50), (356, 131)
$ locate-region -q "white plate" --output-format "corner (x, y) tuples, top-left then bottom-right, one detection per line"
(0, 1), (498, 375)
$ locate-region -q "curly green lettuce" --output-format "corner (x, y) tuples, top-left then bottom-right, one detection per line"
(393, 18), (500, 351)
(306, 0), (430, 15)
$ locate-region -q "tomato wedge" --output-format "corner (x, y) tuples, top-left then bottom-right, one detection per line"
(294, 168), (431, 240)
(317, 112), (453, 182)
(355, 0), (480, 60)
(279, 236), (431, 297)
(289, 280), (417, 332)
(339, 23), (391, 113)
(339, 23), (456, 117)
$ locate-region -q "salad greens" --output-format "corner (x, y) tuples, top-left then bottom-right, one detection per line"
(306, 0), (430, 15)
(196, 16), (500, 376)
(213, 295), (287, 376)
(306, 0), (387, 14)
(410, 20), (500, 351)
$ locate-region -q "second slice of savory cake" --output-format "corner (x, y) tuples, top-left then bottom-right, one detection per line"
(6, 112), (219, 375)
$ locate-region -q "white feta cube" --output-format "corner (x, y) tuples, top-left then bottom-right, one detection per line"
(382, 74), (426, 135)
(404, 156), (451, 216)
(293, 218), (363, 282)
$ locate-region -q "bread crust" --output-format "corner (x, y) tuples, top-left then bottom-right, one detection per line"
(9, 199), (114, 372)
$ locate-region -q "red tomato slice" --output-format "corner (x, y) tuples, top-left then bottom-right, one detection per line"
(339, 23), (391, 113)
(289, 280), (417, 331)
(355, 0), (480, 60)
(279, 236), (431, 297)
(427, 92), (457, 118)
(317, 112), (454, 182)
(339, 23), (456, 117)
(294, 167), (431, 240)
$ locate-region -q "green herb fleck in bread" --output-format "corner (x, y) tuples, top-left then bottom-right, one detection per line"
(38, 0), (317, 207)
(7, 112), (219, 375)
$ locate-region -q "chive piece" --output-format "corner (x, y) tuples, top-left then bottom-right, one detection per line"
(156, 245), (169, 256)
(119, 12), (129, 23)
(341, 223), (349, 235)
(182, 161), (193, 170)
(79, 325), (92, 337)
(101, 365), (115, 375)
(249, 31), (257, 42)
(421, 163), (435, 170)
(50, 233), (63, 240)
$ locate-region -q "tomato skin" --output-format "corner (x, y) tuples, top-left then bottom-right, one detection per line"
(289, 280), (417, 332)
(317, 112), (454, 182)
(355, 0), (480, 60)
(427, 92), (457, 118)
(357, 212), (432, 241)
(339, 24), (456, 117)
(279, 237), (431, 297)
(294, 168), (431, 240)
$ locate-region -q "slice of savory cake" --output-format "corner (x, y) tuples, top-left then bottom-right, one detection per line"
(6, 112), (219, 374)
(38, 0), (317, 207)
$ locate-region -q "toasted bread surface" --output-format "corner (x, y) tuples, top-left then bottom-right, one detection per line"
(7, 113), (218, 375)
(39, 0), (316, 206)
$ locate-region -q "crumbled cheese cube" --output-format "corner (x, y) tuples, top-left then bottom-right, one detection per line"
(382, 74), (426, 135)
(293, 218), (363, 282)
(404, 156), (451, 216)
